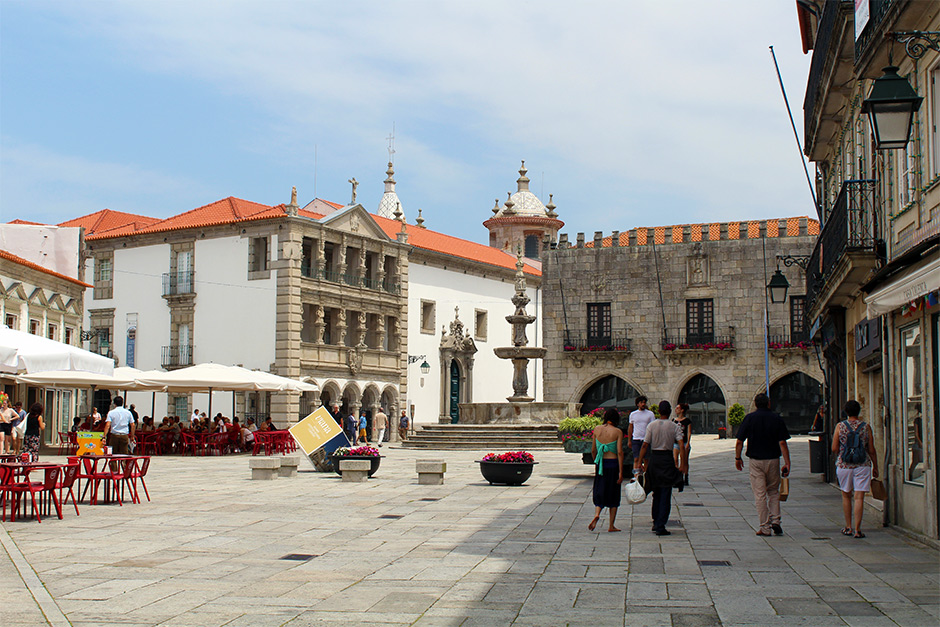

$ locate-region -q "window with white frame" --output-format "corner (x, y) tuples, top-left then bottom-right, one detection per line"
(47, 323), (57, 340)
(29, 319), (40, 335)
(4, 313), (17, 330)
(94, 254), (114, 299)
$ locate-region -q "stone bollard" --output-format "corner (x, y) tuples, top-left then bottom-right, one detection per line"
(249, 457), (281, 480)
(416, 460), (446, 485)
(339, 459), (370, 483)
(278, 456), (300, 478)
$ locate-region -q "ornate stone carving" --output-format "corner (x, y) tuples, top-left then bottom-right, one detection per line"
(687, 242), (709, 286)
(347, 346), (363, 375)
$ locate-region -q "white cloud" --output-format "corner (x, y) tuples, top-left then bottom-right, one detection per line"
(8, 1), (816, 232)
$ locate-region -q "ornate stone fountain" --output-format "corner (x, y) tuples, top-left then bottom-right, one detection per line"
(493, 254), (547, 402)
(456, 253), (577, 425)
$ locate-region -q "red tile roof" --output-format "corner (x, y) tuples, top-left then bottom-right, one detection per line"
(0, 249), (91, 288)
(372, 214), (539, 276)
(62, 196), (537, 275)
(59, 209), (162, 239)
(7, 219), (45, 226)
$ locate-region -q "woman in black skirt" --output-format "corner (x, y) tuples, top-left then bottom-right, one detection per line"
(588, 408), (625, 532)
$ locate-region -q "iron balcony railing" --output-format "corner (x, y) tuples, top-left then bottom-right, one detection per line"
(662, 331), (735, 351)
(855, 0), (895, 63)
(804, 0), (845, 147)
(806, 179), (878, 312)
(768, 333), (812, 349)
(563, 334), (632, 352)
(162, 345), (193, 368)
(162, 271), (195, 296)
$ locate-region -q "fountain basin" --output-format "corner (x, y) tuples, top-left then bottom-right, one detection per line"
(493, 346), (547, 360)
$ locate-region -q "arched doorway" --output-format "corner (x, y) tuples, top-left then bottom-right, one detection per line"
(578, 375), (642, 419)
(770, 372), (823, 434)
(449, 361), (461, 423)
(678, 374), (726, 434)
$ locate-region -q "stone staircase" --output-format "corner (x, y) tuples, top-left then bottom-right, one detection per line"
(399, 424), (562, 450)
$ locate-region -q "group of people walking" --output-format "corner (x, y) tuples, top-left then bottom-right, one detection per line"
(0, 391), (45, 461)
(588, 393), (879, 540)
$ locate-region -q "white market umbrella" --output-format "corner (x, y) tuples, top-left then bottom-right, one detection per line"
(137, 363), (318, 417)
(17, 369), (137, 388)
(113, 367), (170, 391)
(0, 326), (114, 375)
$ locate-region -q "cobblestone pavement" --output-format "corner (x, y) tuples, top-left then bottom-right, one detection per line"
(1, 436), (937, 626)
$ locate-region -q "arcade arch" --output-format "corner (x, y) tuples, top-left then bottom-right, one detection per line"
(677, 374), (727, 434)
(577, 375), (643, 416)
(769, 371), (823, 433)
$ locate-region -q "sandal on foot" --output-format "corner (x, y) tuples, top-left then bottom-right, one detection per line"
(853, 531), (866, 538)
(841, 527), (853, 536)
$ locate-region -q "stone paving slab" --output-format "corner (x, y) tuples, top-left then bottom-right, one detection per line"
(1, 436), (938, 626)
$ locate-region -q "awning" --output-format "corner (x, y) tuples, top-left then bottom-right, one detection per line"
(865, 256), (940, 318)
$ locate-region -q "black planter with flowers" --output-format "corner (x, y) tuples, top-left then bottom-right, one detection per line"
(476, 451), (537, 485)
(330, 447), (382, 477)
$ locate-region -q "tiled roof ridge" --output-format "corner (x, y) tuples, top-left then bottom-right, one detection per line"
(58, 208), (160, 233)
(0, 249), (91, 287)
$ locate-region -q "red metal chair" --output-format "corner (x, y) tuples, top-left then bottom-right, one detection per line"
(67, 432), (79, 455)
(57, 432), (70, 455)
(126, 456), (151, 502)
(23, 466), (62, 523)
(0, 465), (29, 522)
(56, 463), (81, 516)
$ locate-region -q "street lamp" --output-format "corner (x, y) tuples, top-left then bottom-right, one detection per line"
(420, 360), (430, 375)
(767, 269), (790, 305)
(861, 65), (923, 150)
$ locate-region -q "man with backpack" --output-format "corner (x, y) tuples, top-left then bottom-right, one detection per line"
(734, 394), (791, 536)
(832, 400), (878, 538)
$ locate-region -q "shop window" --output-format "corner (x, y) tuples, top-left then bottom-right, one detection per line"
(901, 323), (924, 485)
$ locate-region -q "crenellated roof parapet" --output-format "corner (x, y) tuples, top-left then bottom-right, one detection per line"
(550, 217), (820, 249)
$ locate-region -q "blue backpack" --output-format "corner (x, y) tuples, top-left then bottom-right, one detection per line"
(841, 421), (868, 465)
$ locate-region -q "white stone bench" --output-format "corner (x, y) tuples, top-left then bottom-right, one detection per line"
(416, 460), (446, 485)
(339, 459), (371, 483)
(278, 456), (300, 478)
(249, 457), (281, 480)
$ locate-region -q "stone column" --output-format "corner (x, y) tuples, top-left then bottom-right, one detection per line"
(337, 235), (347, 277)
(316, 238), (325, 275)
(356, 311), (367, 347)
(272, 225), (302, 427)
(313, 305), (324, 344)
(336, 309), (347, 347)
(376, 315), (386, 351)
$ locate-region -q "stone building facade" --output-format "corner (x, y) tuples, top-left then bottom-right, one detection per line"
(540, 218), (823, 434)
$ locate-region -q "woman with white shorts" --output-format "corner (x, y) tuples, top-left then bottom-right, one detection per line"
(832, 399), (878, 538)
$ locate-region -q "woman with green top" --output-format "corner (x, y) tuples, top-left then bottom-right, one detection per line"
(588, 408), (625, 532)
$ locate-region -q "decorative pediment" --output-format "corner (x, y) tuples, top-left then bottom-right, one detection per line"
(320, 204), (391, 241)
(2, 281), (26, 300)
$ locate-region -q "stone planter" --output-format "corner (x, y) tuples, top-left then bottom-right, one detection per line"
(331, 455), (382, 477)
(476, 461), (537, 485)
(563, 439), (592, 454)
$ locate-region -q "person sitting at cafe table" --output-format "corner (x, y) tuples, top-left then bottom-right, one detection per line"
(263, 417), (277, 431)
(103, 396), (136, 455)
(70, 416), (82, 432)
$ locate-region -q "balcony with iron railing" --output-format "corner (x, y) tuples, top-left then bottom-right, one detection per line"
(563, 333), (632, 353)
(805, 179), (880, 313)
(768, 332), (813, 351)
(662, 331), (735, 352)
(162, 271), (195, 297)
(162, 345), (193, 369)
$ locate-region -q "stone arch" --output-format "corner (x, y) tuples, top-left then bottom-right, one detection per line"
(576, 373), (644, 418)
(360, 383), (381, 436)
(668, 368), (733, 407)
(342, 381), (362, 417)
(318, 380), (343, 409)
(769, 370), (823, 434)
(676, 372), (728, 435)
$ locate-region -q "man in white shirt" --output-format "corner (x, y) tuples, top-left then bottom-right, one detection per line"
(103, 396), (136, 455)
(627, 395), (655, 472)
(374, 408), (388, 447)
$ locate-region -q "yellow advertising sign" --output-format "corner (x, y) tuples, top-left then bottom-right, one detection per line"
(77, 431), (104, 456)
(289, 406), (344, 456)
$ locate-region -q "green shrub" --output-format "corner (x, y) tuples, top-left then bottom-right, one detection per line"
(558, 414), (602, 435)
(649, 403), (659, 417)
(727, 403), (746, 427)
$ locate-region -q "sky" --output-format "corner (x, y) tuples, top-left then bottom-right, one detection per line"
(1, 1), (814, 246)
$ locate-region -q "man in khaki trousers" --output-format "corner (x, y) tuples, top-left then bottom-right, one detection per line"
(734, 394), (791, 536)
